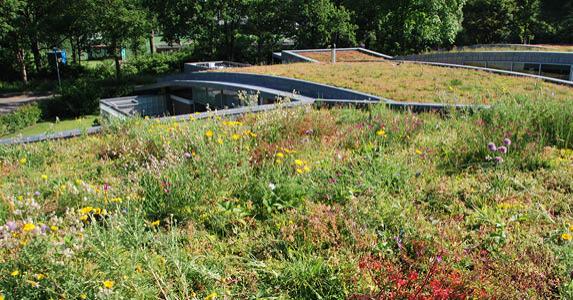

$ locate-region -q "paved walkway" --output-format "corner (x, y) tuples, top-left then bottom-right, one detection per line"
(0, 93), (53, 114)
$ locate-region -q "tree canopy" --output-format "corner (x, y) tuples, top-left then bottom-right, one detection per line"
(0, 0), (571, 82)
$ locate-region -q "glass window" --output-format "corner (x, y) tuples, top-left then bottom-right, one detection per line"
(540, 64), (571, 80)
(464, 61), (486, 68)
(487, 61), (512, 71)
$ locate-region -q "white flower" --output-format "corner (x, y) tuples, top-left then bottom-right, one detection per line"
(268, 183), (276, 191)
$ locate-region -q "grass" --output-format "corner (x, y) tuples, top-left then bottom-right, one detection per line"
(300, 50), (386, 63)
(442, 44), (573, 53)
(225, 62), (573, 104)
(1, 94), (573, 298)
(1, 115), (99, 139)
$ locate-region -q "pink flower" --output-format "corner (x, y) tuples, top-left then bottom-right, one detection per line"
(498, 146), (508, 154)
(487, 142), (497, 152)
(503, 138), (512, 146)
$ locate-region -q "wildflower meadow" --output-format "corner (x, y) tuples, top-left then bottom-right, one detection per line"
(1, 95), (573, 299)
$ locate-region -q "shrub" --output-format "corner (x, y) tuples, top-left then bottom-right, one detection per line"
(41, 79), (101, 119)
(0, 104), (42, 136)
(123, 49), (195, 76)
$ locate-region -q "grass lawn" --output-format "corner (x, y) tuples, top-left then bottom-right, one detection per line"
(1, 115), (99, 139)
(225, 62), (573, 104)
(1, 92), (573, 298)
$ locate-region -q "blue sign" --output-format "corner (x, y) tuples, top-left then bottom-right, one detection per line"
(121, 48), (127, 61)
(61, 50), (67, 65)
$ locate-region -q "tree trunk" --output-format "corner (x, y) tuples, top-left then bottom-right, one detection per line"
(31, 39), (42, 73)
(149, 30), (155, 55)
(114, 48), (121, 80)
(17, 48), (28, 84)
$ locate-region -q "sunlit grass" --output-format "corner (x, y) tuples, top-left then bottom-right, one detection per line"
(226, 62), (573, 104)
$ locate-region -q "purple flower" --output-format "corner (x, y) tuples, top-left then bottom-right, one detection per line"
(498, 146), (508, 154)
(6, 221), (17, 232)
(436, 255), (443, 263)
(41, 224), (49, 234)
(503, 138), (512, 146)
(487, 142), (497, 152)
(103, 183), (110, 192)
(184, 152), (192, 159)
(495, 156), (504, 164)
(34, 191), (41, 197)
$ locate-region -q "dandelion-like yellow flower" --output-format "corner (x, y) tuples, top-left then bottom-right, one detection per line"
(205, 130), (214, 138)
(80, 207), (94, 215)
(0, 293), (5, 300)
(294, 159), (304, 166)
(562, 233), (572, 241)
(19, 157), (27, 165)
(276, 152), (285, 158)
(35, 273), (47, 280)
(23, 223), (36, 232)
(150, 220), (160, 227)
(376, 129), (386, 137)
(11, 270), (20, 276)
(205, 292), (218, 300)
(41, 174), (48, 181)
(80, 294), (88, 299)
(217, 138), (224, 145)
(103, 280), (114, 289)
(80, 215), (88, 222)
(303, 165), (311, 173)
(415, 149), (423, 155)
(50, 225), (59, 231)
(296, 168), (304, 174)
(276, 159), (283, 164)
(569, 224), (573, 232)
(231, 134), (241, 141)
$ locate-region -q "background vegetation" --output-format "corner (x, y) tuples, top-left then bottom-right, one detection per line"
(0, 0), (572, 85)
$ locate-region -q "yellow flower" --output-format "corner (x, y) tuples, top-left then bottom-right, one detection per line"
(35, 273), (47, 280)
(23, 223), (36, 232)
(19, 157), (27, 165)
(75, 179), (84, 185)
(41, 174), (48, 181)
(150, 220), (160, 227)
(80, 215), (88, 222)
(569, 225), (573, 232)
(80, 294), (88, 299)
(276, 159), (283, 164)
(231, 134), (241, 140)
(80, 207), (94, 215)
(103, 280), (114, 289)
(217, 138), (224, 145)
(376, 129), (386, 137)
(562, 233), (572, 241)
(276, 152), (285, 158)
(0, 293), (5, 300)
(415, 149), (423, 155)
(11, 270), (20, 276)
(303, 165), (311, 173)
(26, 280), (39, 288)
(205, 130), (214, 138)
(110, 197), (123, 203)
(50, 225), (59, 231)
(294, 159), (304, 166)
(205, 292), (218, 300)
(296, 168), (304, 174)
(245, 130), (257, 138)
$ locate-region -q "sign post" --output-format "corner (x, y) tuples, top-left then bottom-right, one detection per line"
(53, 47), (62, 89)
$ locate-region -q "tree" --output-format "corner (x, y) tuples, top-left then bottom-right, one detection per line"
(373, 0), (466, 54)
(0, 0), (30, 83)
(94, 0), (151, 79)
(290, 0), (357, 49)
(459, 0), (516, 45)
(514, 0), (546, 44)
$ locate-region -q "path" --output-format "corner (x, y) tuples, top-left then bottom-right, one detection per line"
(0, 92), (54, 114)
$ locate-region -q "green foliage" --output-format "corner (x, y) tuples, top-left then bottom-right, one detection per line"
(0, 104), (42, 136)
(42, 79), (102, 119)
(460, 0), (516, 44)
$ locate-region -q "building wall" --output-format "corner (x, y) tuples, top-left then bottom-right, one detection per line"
(396, 51), (573, 81)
